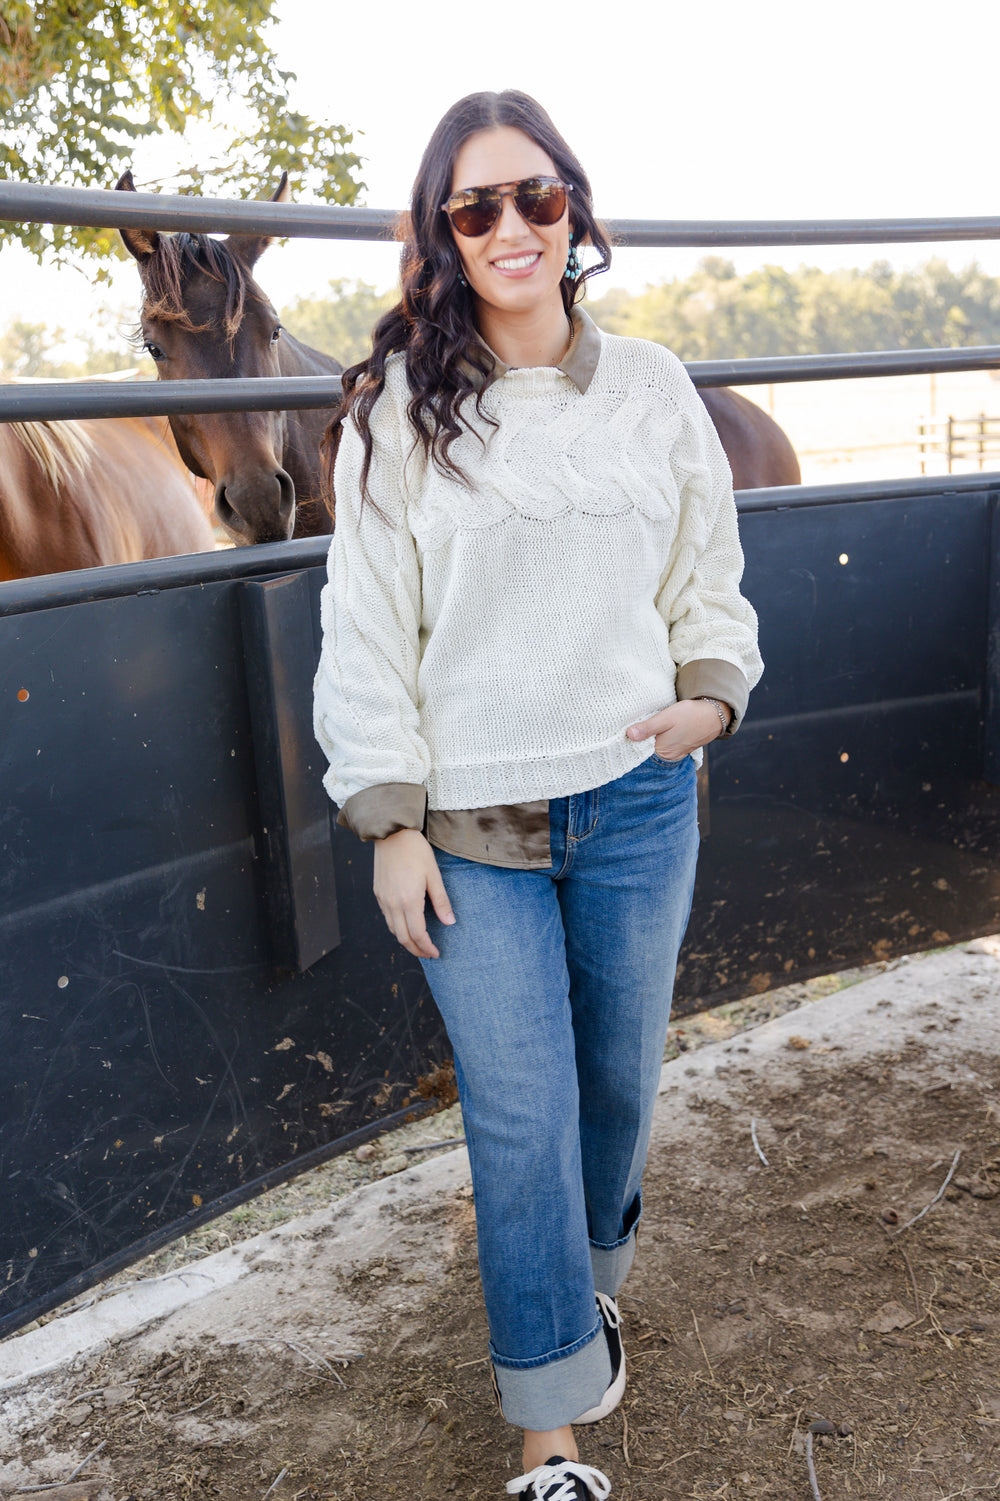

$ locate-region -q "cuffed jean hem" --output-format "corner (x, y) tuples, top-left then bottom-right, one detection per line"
(492, 1318), (611, 1431)
(590, 1189), (641, 1297)
(590, 1226), (637, 1298)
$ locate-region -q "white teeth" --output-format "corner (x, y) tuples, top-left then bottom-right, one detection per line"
(493, 254), (539, 271)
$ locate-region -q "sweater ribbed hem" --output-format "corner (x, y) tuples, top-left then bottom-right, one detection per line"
(426, 736), (653, 812)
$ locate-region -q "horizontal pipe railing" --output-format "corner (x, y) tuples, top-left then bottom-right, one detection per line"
(3, 182), (1000, 248)
(4, 346), (1000, 423)
(690, 346), (1000, 386)
(0, 375), (341, 422)
(0, 183), (398, 241)
(4, 183), (1000, 425)
(611, 217), (1000, 248)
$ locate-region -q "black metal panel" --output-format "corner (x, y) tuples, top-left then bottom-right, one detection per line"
(1, 479), (999, 1338)
(239, 572), (341, 972)
(677, 487), (1000, 1005)
(735, 471), (1000, 513)
(0, 536), (332, 619)
(987, 496), (1000, 785)
(0, 566), (447, 1338)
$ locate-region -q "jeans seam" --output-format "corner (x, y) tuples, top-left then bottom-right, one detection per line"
(568, 786), (600, 842)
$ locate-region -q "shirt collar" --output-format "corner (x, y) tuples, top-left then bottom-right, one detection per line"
(467, 306), (602, 395)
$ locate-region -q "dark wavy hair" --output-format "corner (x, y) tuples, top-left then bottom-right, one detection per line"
(322, 90), (611, 512)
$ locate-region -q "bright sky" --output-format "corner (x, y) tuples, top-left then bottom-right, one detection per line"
(4, 0), (1000, 347)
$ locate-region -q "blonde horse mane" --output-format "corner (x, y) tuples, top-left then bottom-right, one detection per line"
(7, 420), (97, 492)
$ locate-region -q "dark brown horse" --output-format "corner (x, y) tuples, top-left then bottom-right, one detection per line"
(0, 414), (215, 582)
(701, 386), (800, 489)
(116, 172), (341, 545)
(117, 173), (797, 545)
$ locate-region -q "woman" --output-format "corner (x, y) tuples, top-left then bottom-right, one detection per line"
(314, 90), (763, 1501)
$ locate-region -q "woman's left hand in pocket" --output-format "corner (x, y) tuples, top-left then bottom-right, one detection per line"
(627, 699), (725, 761)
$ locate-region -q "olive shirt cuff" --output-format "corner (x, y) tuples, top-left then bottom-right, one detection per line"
(336, 783), (427, 841)
(335, 658), (750, 842)
(675, 657), (749, 735)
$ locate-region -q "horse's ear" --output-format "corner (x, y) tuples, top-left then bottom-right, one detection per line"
(115, 172), (160, 262)
(225, 173), (291, 270)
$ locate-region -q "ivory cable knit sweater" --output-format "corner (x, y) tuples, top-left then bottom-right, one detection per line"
(314, 323), (763, 813)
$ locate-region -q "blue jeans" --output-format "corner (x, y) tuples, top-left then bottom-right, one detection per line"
(420, 752), (699, 1430)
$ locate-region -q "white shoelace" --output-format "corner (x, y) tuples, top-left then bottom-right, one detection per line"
(505, 1459), (612, 1500)
(595, 1291), (622, 1330)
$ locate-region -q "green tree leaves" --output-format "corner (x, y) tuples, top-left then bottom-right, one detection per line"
(588, 257), (1000, 358)
(1, 1), (363, 263)
(0, 314), (147, 376)
(279, 279), (397, 369)
(8, 260), (1000, 378)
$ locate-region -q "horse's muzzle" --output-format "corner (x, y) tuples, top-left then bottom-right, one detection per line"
(214, 468), (296, 544)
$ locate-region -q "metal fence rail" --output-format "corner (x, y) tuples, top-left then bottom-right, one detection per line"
(4, 183), (1000, 426)
(4, 182), (1000, 247)
(5, 349), (1000, 424)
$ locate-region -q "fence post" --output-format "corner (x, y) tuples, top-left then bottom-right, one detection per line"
(987, 493), (1000, 785)
(239, 572), (341, 972)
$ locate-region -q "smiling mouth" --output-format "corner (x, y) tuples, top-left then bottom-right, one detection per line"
(491, 253), (541, 273)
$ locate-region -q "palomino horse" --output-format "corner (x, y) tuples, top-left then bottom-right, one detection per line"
(0, 415), (215, 583)
(116, 172), (342, 546)
(116, 173), (797, 545)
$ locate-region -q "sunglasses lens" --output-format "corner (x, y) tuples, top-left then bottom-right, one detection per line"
(514, 179), (567, 226)
(444, 178), (570, 235)
(449, 190), (501, 237)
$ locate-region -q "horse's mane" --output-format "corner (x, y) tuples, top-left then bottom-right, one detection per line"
(137, 234), (258, 342)
(6, 420), (96, 491)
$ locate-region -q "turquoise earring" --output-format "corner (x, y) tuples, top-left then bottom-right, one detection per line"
(565, 233), (582, 280)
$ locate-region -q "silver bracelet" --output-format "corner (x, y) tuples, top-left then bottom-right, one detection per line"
(697, 696), (730, 736)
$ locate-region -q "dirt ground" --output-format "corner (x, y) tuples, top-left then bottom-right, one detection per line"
(2, 944), (999, 1501)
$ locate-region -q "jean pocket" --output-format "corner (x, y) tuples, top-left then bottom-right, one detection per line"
(650, 751), (685, 768)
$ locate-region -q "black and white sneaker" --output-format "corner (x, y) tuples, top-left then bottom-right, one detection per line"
(505, 1456), (611, 1499)
(574, 1293), (625, 1424)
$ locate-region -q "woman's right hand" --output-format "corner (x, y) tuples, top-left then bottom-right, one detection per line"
(372, 829), (456, 959)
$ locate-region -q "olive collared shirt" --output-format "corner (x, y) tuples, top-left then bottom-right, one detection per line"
(337, 308), (749, 869)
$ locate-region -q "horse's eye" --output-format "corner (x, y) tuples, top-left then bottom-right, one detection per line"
(143, 341), (165, 362)
(270, 325), (282, 344)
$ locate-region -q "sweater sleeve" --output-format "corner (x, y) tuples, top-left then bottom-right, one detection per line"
(312, 385), (431, 811)
(655, 369), (764, 704)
